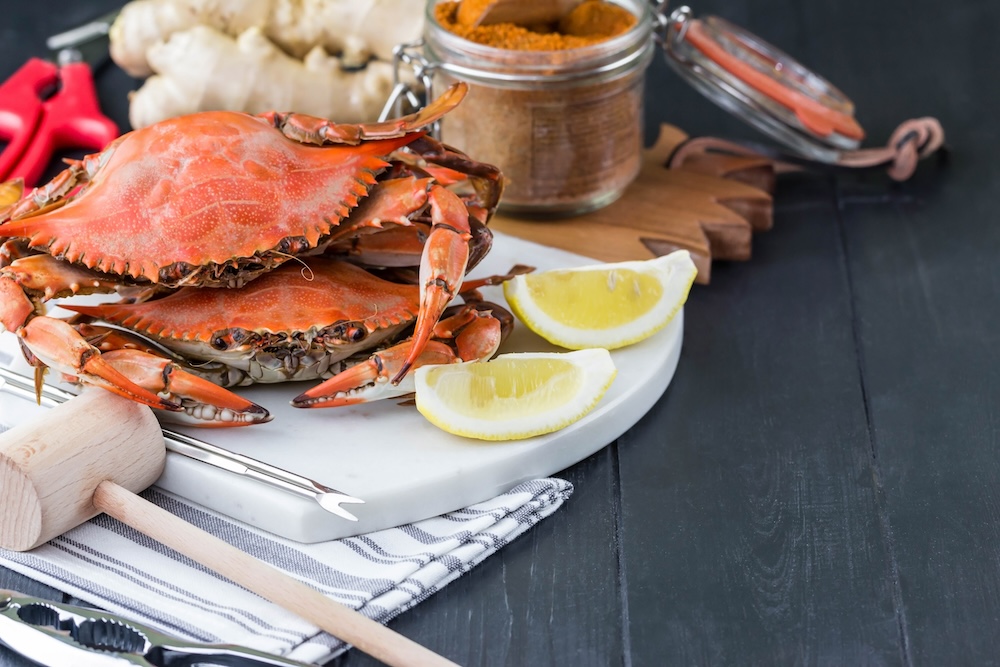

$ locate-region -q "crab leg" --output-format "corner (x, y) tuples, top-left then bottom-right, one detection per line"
(72, 326), (270, 426)
(409, 137), (504, 221)
(0, 149), (110, 223)
(391, 185), (472, 385)
(431, 306), (503, 363)
(327, 223), (430, 268)
(74, 323), (174, 356)
(257, 84), (467, 146)
(98, 350), (271, 428)
(321, 179), (493, 274)
(293, 305), (503, 409)
(318, 177), (432, 253)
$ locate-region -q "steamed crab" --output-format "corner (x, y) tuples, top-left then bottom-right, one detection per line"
(0, 83), (506, 426)
(61, 257), (521, 424)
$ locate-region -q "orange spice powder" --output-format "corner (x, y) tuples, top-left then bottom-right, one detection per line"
(455, 0), (495, 26)
(435, 0), (637, 50)
(558, 1), (636, 37)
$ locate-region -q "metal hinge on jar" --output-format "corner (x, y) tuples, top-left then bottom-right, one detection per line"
(379, 39), (441, 138)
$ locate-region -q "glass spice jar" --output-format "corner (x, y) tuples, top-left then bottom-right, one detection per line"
(418, 0), (655, 216)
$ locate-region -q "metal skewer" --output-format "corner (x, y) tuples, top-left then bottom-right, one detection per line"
(0, 366), (365, 521)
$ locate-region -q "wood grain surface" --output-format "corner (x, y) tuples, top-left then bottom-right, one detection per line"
(0, 0), (992, 664)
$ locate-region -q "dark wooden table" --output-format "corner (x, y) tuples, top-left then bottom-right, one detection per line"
(1, 0), (995, 665)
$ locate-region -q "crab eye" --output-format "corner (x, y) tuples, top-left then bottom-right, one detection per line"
(328, 321), (367, 343)
(210, 328), (249, 351)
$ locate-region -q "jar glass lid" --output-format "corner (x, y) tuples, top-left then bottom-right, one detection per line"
(659, 5), (864, 162)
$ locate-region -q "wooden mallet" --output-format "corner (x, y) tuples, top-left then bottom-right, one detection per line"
(0, 388), (459, 667)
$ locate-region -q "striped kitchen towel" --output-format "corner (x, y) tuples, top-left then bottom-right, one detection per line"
(0, 469), (572, 664)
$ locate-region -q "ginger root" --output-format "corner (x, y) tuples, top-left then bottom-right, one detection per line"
(128, 25), (400, 129)
(110, 0), (424, 78)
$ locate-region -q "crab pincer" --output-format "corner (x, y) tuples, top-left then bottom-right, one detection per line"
(391, 186), (473, 385)
(293, 302), (504, 408)
(292, 341), (459, 409)
(16, 317), (180, 412)
(99, 350), (271, 427)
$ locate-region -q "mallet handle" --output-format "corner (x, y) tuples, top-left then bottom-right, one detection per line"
(93, 481), (459, 667)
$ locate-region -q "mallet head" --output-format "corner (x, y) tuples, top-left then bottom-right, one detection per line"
(0, 388), (164, 551)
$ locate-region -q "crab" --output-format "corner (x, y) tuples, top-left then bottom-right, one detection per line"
(59, 257), (520, 425)
(0, 82), (504, 426)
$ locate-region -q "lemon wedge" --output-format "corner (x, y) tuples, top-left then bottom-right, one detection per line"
(414, 348), (617, 441)
(502, 251), (697, 350)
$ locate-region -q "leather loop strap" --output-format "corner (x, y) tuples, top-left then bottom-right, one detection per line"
(667, 118), (945, 181)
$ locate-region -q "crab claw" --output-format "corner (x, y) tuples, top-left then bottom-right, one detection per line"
(391, 185), (472, 385)
(17, 316), (181, 412)
(293, 341), (458, 409)
(3, 254), (120, 301)
(0, 274), (34, 333)
(294, 305), (503, 409)
(100, 349), (271, 427)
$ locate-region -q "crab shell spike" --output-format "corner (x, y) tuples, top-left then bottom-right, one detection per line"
(292, 341), (458, 409)
(17, 317), (181, 412)
(101, 349), (271, 427)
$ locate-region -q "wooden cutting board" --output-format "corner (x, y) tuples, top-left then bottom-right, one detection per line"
(490, 124), (775, 284)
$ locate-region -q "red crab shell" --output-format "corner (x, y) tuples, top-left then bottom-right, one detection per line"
(7, 113), (414, 283)
(66, 259), (421, 359)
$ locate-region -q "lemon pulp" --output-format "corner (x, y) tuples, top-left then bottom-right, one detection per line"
(424, 357), (582, 421)
(524, 268), (664, 330)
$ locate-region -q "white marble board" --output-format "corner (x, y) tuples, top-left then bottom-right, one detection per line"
(0, 233), (683, 543)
